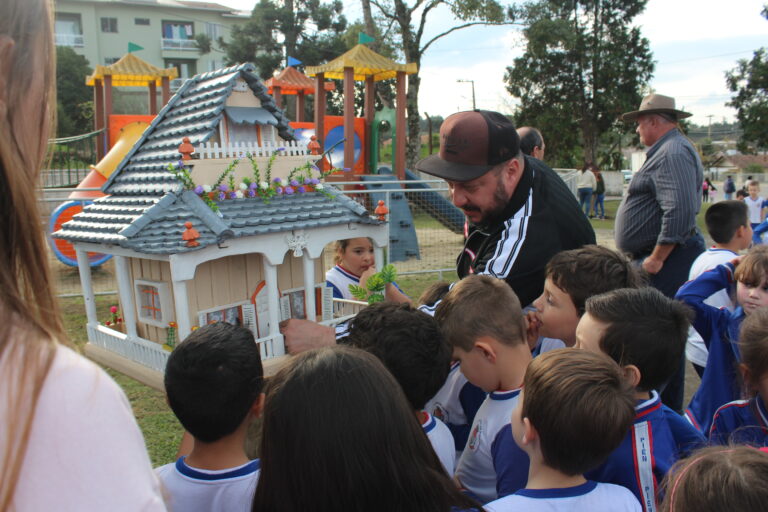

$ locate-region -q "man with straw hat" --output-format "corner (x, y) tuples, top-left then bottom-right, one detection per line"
(615, 93), (704, 413)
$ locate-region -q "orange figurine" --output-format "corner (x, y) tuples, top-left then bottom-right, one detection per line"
(374, 200), (389, 221)
(182, 221), (200, 247)
(307, 135), (321, 155)
(178, 136), (195, 160)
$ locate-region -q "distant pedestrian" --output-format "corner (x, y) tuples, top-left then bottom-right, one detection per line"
(724, 175), (736, 200)
(517, 126), (546, 160)
(703, 177), (716, 203)
(592, 168), (606, 219)
(577, 163), (597, 216)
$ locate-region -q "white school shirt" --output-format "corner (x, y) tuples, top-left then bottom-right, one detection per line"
(425, 361), (471, 430)
(422, 412), (457, 475)
(156, 457), (260, 512)
(485, 480), (641, 512)
(685, 247), (737, 367)
(455, 388), (521, 504)
(745, 195), (767, 224)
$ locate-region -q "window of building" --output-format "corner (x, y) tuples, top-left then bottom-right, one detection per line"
(101, 17), (118, 33)
(54, 13), (84, 47)
(135, 18), (150, 25)
(165, 59), (197, 90)
(205, 22), (222, 40)
(161, 21), (196, 49)
(104, 57), (121, 65)
(134, 279), (174, 328)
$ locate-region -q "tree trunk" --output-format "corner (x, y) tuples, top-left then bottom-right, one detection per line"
(405, 71), (421, 168)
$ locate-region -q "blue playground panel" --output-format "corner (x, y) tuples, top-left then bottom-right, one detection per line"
(359, 173), (420, 262)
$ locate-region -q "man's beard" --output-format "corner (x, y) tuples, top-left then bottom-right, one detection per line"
(464, 177), (509, 227)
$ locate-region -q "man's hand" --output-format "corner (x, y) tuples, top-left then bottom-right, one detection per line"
(642, 255), (664, 275)
(279, 319), (336, 354)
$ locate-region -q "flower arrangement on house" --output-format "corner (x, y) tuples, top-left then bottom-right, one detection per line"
(163, 321), (178, 351)
(166, 150), (336, 214)
(104, 305), (124, 331)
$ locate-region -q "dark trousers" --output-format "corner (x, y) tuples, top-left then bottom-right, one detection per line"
(636, 233), (705, 413)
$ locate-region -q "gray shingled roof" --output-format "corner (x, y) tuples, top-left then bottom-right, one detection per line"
(102, 62), (294, 197)
(53, 63), (381, 255)
(54, 186), (381, 254)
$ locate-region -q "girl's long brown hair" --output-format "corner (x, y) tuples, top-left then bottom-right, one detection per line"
(0, 0), (66, 508)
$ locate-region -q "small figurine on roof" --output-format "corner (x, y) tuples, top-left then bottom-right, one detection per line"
(307, 135), (321, 155)
(374, 200), (389, 221)
(178, 137), (195, 160)
(183, 221), (200, 247)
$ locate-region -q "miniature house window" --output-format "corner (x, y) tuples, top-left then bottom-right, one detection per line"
(198, 301), (256, 336)
(134, 279), (174, 328)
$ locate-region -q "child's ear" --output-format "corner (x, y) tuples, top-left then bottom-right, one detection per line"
(622, 364), (642, 389)
(521, 417), (537, 446)
(474, 338), (497, 363)
(252, 393), (266, 418)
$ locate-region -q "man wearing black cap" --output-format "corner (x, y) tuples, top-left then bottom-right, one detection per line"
(615, 93), (704, 413)
(415, 110), (595, 307)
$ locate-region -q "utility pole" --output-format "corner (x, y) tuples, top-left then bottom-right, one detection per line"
(707, 114), (714, 139)
(457, 79), (476, 110)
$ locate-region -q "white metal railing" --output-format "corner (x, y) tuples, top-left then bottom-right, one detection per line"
(196, 140), (309, 159)
(162, 38), (198, 50)
(55, 33), (84, 47)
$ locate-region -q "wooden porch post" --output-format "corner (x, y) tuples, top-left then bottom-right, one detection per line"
(343, 66), (355, 171)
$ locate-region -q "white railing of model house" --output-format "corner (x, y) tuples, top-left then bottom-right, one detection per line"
(197, 140), (309, 159)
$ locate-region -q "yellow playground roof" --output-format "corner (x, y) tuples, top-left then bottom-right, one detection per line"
(86, 53), (179, 87)
(305, 44), (417, 81)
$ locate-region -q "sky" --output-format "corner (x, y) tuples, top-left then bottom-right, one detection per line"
(216, 0), (768, 127)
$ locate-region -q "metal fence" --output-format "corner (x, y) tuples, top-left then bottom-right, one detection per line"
(43, 170), (579, 299)
(43, 130), (101, 188)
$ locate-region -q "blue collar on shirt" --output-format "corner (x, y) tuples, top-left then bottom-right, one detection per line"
(422, 413), (437, 434)
(490, 388), (522, 401)
(175, 456), (261, 481)
(515, 480), (597, 499)
(635, 390), (662, 419)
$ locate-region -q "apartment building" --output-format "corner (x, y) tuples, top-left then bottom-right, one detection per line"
(54, 0), (249, 88)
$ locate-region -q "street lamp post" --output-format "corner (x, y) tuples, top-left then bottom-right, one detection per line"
(457, 79), (476, 110)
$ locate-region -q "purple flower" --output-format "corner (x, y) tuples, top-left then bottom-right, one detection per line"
(218, 191), (226, 201)
(290, 179), (299, 187)
(310, 178), (320, 185)
(249, 182), (258, 190)
(218, 184), (228, 192)
(177, 160), (185, 169)
(298, 186), (306, 194)
(273, 177), (282, 184)
(247, 189), (256, 198)
(275, 186), (283, 195)
(343, 167), (351, 172)
(284, 186), (294, 195)
(229, 191), (237, 199)
(277, 147), (285, 152)
(304, 177), (312, 185)
(194, 185), (204, 194)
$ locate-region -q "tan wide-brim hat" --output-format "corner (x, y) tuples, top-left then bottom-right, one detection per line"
(621, 93), (692, 122)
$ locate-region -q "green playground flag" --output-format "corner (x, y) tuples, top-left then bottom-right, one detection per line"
(358, 32), (375, 44)
(128, 42), (144, 53)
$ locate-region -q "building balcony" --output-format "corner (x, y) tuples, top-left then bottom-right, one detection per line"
(55, 33), (84, 47)
(162, 38), (198, 51)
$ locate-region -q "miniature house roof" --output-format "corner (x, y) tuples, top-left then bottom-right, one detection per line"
(54, 63), (381, 255)
(86, 53), (179, 87)
(265, 66), (335, 95)
(305, 44), (417, 81)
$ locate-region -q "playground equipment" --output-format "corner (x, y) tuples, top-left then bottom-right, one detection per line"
(49, 121), (149, 267)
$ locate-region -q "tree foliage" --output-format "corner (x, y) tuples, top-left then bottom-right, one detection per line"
(55, 46), (93, 137)
(505, 0), (654, 168)
(366, 0), (515, 166)
(222, 0), (348, 80)
(726, 6), (768, 153)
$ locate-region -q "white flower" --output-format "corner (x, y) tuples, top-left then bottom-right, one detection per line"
(260, 181), (269, 190)
(315, 183), (324, 191)
(202, 184), (212, 193)
(235, 190), (244, 199)
(239, 182), (248, 191)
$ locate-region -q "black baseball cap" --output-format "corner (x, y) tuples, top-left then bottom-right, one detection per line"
(415, 110), (520, 182)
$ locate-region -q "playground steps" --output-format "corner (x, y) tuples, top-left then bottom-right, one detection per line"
(402, 168), (464, 234)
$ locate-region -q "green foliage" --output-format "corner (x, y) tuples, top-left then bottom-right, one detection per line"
(726, 7), (768, 152)
(506, 0), (654, 168)
(347, 264), (398, 304)
(222, 0), (347, 79)
(55, 46), (93, 137)
(194, 33), (212, 54)
(744, 163), (766, 175)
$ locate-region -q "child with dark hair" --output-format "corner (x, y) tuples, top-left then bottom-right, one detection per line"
(156, 322), (264, 512)
(435, 275), (531, 503)
(686, 200), (751, 377)
(344, 302), (457, 473)
(527, 245), (641, 351)
(710, 308), (768, 446)
(252, 346), (483, 512)
(659, 446), (768, 512)
(576, 288), (704, 512)
(677, 246), (768, 434)
(485, 349), (639, 511)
